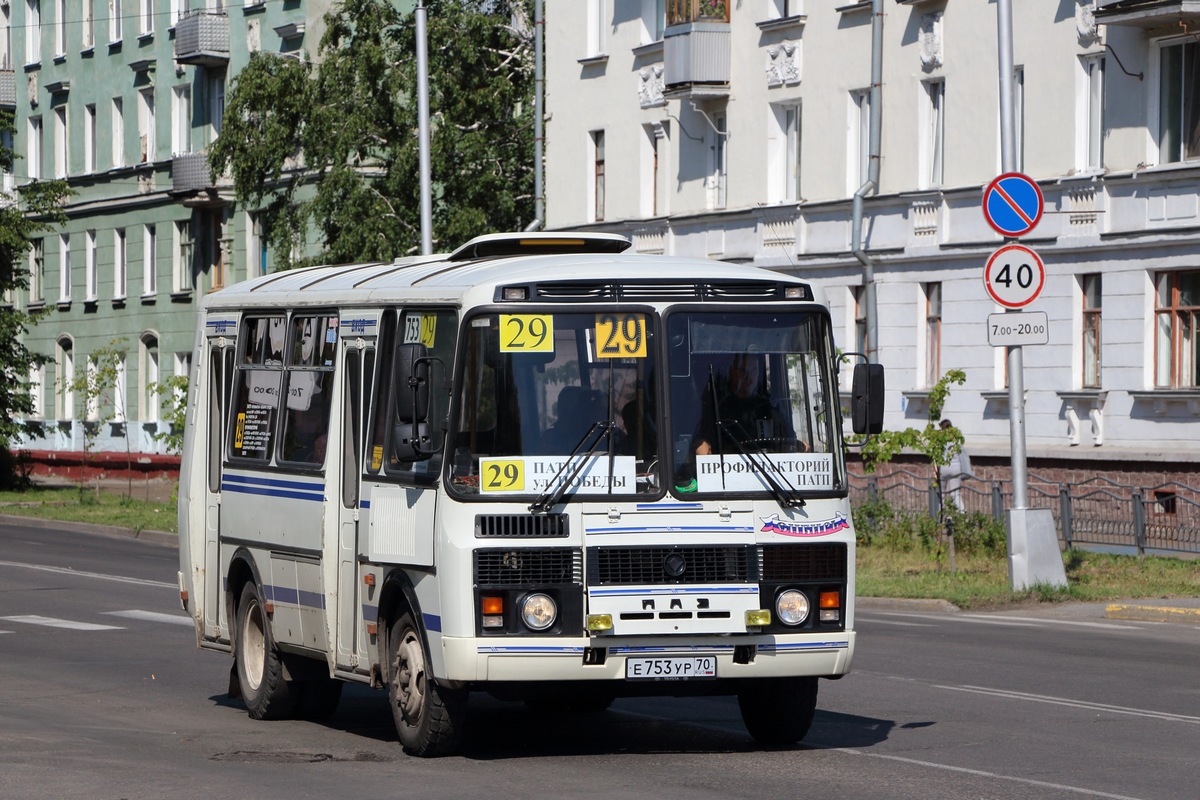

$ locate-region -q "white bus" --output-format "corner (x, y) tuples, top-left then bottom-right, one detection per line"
(177, 232), (884, 756)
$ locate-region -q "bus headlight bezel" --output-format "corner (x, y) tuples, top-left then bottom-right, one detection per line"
(775, 589), (811, 627)
(520, 593), (558, 631)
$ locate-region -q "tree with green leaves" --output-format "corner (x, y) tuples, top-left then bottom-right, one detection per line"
(0, 110), (72, 488)
(862, 369), (969, 570)
(210, 0), (536, 268)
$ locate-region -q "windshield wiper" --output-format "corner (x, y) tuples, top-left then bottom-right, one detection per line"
(529, 420), (614, 514)
(717, 420), (807, 510)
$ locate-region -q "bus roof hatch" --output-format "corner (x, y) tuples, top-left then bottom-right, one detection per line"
(448, 232), (633, 261)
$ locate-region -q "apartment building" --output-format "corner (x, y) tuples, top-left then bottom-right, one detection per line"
(1, 1), (330, 460)
(544, 0), (1200, 484)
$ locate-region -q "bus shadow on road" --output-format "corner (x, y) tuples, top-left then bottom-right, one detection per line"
(806, 710), (918, 749)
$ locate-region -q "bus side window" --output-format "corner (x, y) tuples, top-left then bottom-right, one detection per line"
(229, 315), (285, 462)
(280, 315), (338, 466)
(207, 344), (234, 493)
(382, 308), (457, 482)
(364, 312), (396, 475)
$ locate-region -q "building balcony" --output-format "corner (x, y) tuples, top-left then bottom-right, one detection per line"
(174, 11), (230, 66)
(171, 151), (232, 206)
(663, 21), (730, 98)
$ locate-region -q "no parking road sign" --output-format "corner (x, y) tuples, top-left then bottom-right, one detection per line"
(983, 172), (1044, 238)
(984, 244), (1045, 308)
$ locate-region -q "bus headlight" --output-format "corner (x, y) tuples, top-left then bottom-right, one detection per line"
(520, 593), (557, 631)
(776, 590), (810, 626)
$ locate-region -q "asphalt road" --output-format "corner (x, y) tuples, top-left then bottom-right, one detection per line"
(1, 521), (1197, 800)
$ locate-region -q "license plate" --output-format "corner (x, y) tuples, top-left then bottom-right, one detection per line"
(625, 655), (717, 681)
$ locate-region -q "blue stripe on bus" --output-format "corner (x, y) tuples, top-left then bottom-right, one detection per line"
(589, 586), (758, 597)
(262, 584), (327, 610)
(422, 613), (442, 633)
(759, 641), (849, 652)
(221, 473), (325, 502)
(221, 482), (325, 502)
(610, 645), (735, 655)
(360, 500), (371, 509)
(584, 526), (755, 535)
(477, 646), (585, 655)
(362, 605), (378, 623)
(636, 503), (703, 510)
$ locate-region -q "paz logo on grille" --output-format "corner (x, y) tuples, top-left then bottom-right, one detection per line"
(662, 551), (688, 578)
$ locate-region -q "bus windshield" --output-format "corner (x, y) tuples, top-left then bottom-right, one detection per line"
(451, 310), (660, 498)
(666, 309), (845, 497)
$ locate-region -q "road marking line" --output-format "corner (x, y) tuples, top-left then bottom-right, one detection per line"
(936, 684), (1200, 725)
(860, 618), (933, 627)
(865, 612), (1039, 628)
(832, 748), (1145, 800)
(958, 613), (1135, 630)
(865, 611), (1142, 631)
(0, 615), (124, 631)
(0, 560), (175, 589)
(103, 610), (193, 626)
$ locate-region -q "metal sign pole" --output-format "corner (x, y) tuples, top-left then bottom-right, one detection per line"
(416, 2), (433, 256)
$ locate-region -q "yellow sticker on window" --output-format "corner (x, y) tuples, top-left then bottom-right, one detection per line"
(371, 445), (384, 472)
(499, 315), (554, 353)
(403, 313), (437, 348)
(594, 313), (647, 358)
(479, 458), (526, 493)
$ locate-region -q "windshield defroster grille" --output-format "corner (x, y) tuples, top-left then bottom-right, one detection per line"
(497, 280), (812, 303)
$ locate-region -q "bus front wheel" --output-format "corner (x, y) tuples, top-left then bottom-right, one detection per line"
(388, 612), (466, 757)
(737, 676), (818, 746)
(235, 582), (295, 720)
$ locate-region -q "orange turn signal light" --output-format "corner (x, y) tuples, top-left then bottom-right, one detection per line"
(482, 596), (504, 615)
(819, 591), (840, 609)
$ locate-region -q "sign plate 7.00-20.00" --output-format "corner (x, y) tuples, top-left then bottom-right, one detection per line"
(984, 244), (1045, 309)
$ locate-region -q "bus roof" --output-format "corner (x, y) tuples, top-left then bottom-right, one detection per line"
(200, 233), (826, 311)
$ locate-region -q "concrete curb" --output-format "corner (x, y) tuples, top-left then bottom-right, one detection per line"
(0, 513), (177, 548)
(857, 597), (960, 613)
(1105, 603), (1200, 624)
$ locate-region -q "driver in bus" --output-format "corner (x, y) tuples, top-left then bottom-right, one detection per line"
(692, 352), (801, 456)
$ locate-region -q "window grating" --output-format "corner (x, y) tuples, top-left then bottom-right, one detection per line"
(587, 546), (753, 585)
(520, 280), (812, 303)
(759, 543), (847, 582)
(476, 514), (569, 538)
(475, 548), (581, 585)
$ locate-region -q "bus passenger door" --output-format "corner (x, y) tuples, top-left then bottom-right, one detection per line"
(335, 332), (375, 671)
(204, 334), (236, 642)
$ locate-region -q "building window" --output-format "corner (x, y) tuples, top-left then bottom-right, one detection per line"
(853, 285), (868, 358)
(1, 129), (12, 193)
(112, 97), (125, 168)
(113, 352), (127, 422)
(668, 0), (728, 24)
(114, 227), (127, 299)
(641, 124), (659, 218)
(139, 88), (156, 163)
(140, 0), (153, 35)
(208, 69), (225, 141)
(84, 104), (97, 173)
(201, 209), (227, 290)
(772, 0), (799, 18)
(27, 116), (42, 181)
(769, 103), (801, 204)
(711, 111), (727, 210)
(53, 106), (67, 178)
(143, 224), (157, 296)
(590, 130), (605, 223)
(85, 230), (97, 301)
(249, 212), (267, 279)
(1082, 273), (1102, 389)
(173, 219), (193, 292)
(1159, 38), (1200, 163)
(170, 0), (184, 26)
(29, 239), (44, 304)
(924, 282), (942, 388)
(173, 85), (191, 155)
(58, 233), (70, 302)
(84, 356), (100, 421)
(83, 0), (94, 49)
(28, 365), (45, 419)
(643, 0), (666, 42)
(110, 0), (123, 42)
(848, 89), (870, 195)
(1154, 270), (1200, 387)
(56, 337), (74, 420)
(921, 80), (945, 189)
(588, 0), (606, 56)
(55, 0), (67, 55)
(140, 333), (159, 422)
(26, 0), (40, 64)
(1079, 55), (1105, 172)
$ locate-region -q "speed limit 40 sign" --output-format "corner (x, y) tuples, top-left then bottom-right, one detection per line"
(984, 244), (1045, 308)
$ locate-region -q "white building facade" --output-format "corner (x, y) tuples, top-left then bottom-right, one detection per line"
(544, 0), (1200, 486)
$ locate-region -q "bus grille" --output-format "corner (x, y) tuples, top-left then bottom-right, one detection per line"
(587, 546), (754, 585)
(475, 514), (569, 538)
(758, 543), (848, 582)
(474, 548), (582, 585)
(528, 280), (810, 303)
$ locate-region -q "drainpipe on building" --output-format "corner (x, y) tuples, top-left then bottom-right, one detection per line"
(850, 0), (883, 364)
(524, 0), (545, 233)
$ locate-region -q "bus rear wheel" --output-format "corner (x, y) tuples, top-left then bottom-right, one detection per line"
(737, 676), (818, 746)
(235, 582), (295, 720)
(388, 612), (466, 757)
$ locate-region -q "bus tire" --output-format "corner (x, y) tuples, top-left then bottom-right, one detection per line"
(388, 612), (465, 757)
(235, 581), (295, 720)
(737, 676), (818, 746)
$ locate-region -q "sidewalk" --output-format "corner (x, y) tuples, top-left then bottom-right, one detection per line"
(858, 595), (1200, 625)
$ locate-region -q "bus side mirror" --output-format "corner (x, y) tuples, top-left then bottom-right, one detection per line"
(394, 343), (430, 423)
(393, 422), (432, 462)
(852, 363), (885, 435)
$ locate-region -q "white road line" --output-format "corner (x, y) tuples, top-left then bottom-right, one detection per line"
(0, 615), (124, 631)
(936, 683), (1200, 725)
(863, 611), (1040, 628)
(103, 610), (193, 626)
(958, 613), (1136, 630)
(832, 748), (1146, 800)
(860, 618), (934, 627)
(0, 560), (174, 589)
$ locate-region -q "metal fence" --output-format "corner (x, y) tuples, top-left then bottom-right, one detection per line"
(849, 469), (1200, 556)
